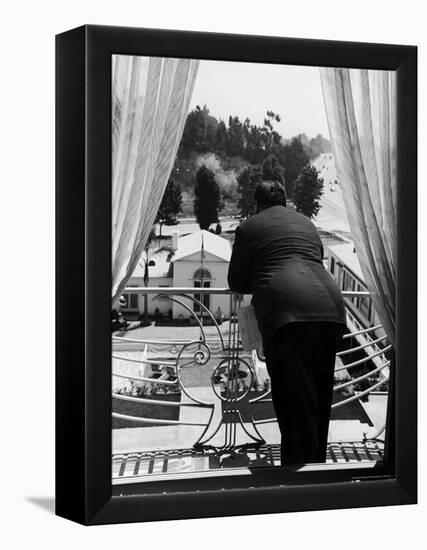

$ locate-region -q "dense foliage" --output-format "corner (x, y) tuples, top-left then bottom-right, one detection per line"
(296, 133), (333, 160)
(293, 165), (325, 219)
(237, 157), (286, 218)
(236, 164), (263, 219)
(194, 165), (224, 229)
(172, 104), (331, 219)
(155, 178), (182, 235)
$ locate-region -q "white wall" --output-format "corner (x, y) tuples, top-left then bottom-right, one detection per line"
(126, 275), (173, 316)
(127, 253), (252, 319)
(172, 252), (252, 318)
(3, 1), (425, 547)
(172, 252), (232, 318)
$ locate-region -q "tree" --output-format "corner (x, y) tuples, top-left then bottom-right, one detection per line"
(139, 227), (156, 325)
(155, 179), (182, 237)
(245, 125), (265, 164)
(194, 165), (224, 229)
(236, 159), (285, 220)
(295, 133), (333, 160)
(309, 134), (332, 159)
(293, 165), (324, 219)
(138, 227), (174, 324)
(244, 111), (282, 165)
(214, 120), (227, 154)
(236, 164), (263, 219)
(278, 137), (310, 199)
(178, 105), (219, 156)
(177, 106), (204, 157)
(226, 116), (246, 157)
(260, 111), (282, 158)
(262, 155), (285, 186)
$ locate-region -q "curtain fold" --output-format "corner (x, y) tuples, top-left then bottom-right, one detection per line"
(111, 55), (199, 307)
(319, 67), (396, 346)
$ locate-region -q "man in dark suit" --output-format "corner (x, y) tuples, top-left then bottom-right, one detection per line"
(228, 180), (346, 465)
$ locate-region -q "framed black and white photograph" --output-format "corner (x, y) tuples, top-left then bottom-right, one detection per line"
(56, 24), (417, 525)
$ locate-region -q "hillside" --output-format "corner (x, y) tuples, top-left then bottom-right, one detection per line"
(170, 106), (332, 220)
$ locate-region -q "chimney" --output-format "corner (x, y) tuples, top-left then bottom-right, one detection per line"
(172, 229), (179, 251)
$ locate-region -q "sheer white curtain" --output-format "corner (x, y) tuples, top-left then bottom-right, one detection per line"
(112, 55), (199, 307)
(320, 68), (397, 346)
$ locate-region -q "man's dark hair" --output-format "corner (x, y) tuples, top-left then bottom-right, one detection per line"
(254, 180), (287, 208)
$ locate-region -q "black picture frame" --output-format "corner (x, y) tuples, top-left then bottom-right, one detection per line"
(56, 24), (417, 525)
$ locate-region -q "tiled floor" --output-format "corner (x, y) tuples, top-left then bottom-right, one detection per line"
(112, 439), (384, 483)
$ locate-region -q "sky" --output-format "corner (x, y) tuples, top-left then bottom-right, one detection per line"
(189, 59), (330, 140)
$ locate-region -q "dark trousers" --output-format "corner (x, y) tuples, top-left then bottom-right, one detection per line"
(265, 322), (344, 466)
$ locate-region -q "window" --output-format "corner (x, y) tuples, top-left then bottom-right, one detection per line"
(121, 292), (139, 310)
(129, 293), (139, 309)
(193, 268), (211, 280)
(193, 269), (212, 313)
(359, 295), (372, 321)
(342, 269), (353, 291)
(194, 280), (211, 313)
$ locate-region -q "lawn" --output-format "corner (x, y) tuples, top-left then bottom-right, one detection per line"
(112, 393), (181, 429)
(124, 320), (234, 341)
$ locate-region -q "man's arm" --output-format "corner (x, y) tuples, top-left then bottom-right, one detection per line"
(227, 226), (252, 293)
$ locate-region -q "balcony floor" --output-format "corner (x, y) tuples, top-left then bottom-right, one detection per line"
(112, 439), (384, 485)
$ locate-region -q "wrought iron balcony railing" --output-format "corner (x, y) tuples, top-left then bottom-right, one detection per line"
(112, 287), (390, 456)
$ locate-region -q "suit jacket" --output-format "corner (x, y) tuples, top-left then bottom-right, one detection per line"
(227, 205), (346, 349)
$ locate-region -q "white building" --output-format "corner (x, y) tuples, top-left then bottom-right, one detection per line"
(121, 230), (250, 320)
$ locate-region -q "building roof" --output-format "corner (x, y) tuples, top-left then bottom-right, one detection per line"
(172, 230), (232, 262)
(131, 249), (172, 279)
(328, 242), (364, 281)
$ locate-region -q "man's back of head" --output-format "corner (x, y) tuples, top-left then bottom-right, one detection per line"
(254, 180), (287, 212)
